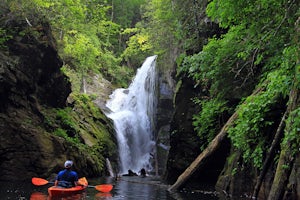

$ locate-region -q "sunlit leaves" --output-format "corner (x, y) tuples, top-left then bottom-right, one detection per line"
(32, 0), (54, 8)
(97, 20), (121, 47)
(64, 32), (100, 73)
(9, 0), (133, 86)
(121, 29), (152, 67)
(206, 0), (286, 29)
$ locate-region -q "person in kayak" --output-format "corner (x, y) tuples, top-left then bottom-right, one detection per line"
(139, 168), (146, 177)
(55, 160), (79, 188)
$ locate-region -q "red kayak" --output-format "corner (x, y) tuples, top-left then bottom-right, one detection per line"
(48, 177), (88, 197)
(32, 177), (113, 196)
(48, 185), (86, 197)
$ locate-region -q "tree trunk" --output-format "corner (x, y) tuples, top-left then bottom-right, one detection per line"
(267, 87), (299, 199)
(252, 111), (287, 199)
(168, 112), (237, 192)
(268, 17), (300, 199)
(168, 87), (263, 192)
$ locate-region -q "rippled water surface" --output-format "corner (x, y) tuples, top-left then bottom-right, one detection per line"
(0, 176), (219, 200)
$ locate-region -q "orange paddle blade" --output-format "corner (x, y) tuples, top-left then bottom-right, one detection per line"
(32, 178), (49, 186)
(78, 177), (88, 186)
(95, 184), (113, 193)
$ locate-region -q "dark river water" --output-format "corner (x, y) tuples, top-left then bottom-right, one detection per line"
(0, 176), (219, 200)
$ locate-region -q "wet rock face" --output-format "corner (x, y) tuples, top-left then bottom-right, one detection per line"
(1, 26), (71, 111)
(0, 12), (72, 181)
(164, 77), (203, 183)
(164, 76), (230, 186)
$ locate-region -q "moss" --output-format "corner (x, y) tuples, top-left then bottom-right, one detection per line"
(224, 150), (240, 176)
(173, 80), (182, 104)
(40, 92), (117, 174)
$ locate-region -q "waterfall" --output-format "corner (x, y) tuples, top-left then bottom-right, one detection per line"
(106, 158), (114, 177)
(105, 55), (157, 175)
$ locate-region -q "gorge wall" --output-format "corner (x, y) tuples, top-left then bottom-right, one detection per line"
(162, 2), (300, 200)
(0, 7), (116, 181)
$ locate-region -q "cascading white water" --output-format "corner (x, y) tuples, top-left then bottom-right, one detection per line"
(106, 158), (114, 177)
(106, 55), (158, 175)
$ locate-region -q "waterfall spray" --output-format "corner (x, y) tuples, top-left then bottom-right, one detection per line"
(106, 56), (157, 175)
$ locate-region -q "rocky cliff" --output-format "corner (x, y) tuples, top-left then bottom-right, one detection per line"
(0, 8), (116, 181)
(164, 76), (230, 186)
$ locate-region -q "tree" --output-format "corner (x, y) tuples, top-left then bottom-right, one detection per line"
(168, 0), (300, 198)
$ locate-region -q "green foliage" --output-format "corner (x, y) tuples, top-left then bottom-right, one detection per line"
(1, 0), (142, 174)
(5, 0), (299, 175)
(109, 0), (146, 28)
(6, 0), (138, 88)
(180, 24), (264, 97)
(231, 167), (237, 176)
(176, 0), (299, 169)
(192, 98), (228, 150)
(0, 28), (12, 49)
(277, 44), (299, 156)
(281, 164), (290, 170)
(4, 0), (151, 88)
(181, 7), (298, 167)
(60, 64), (81, 92)
(179, 0), (299, 96)
(141, 0), (182, 61)
(282, 107), (300, 156)
(121, 27), (152, 68)
(228, 67), (293, 168)
(71, 93), (116, 154)
(41, 92), (116, 166)
(54, 128), (68, 138)
(55, 107), (82, 144)
(56, 107), (76, 129)
(73, 93), (100, 116)
(168, 0), (210, 52)
(206, 0), (286, 29)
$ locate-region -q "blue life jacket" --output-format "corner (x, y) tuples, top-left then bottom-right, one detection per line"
(56, 169), (78, 188)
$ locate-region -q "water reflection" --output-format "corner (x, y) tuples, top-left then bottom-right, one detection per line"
(113, 177), (169, 200)
(29, 191), (113, 200)
(0, 176), (219, 200)
(30, 192), (47, 200)
(30, 191), (86, 200)
(94, 192), (113, 200)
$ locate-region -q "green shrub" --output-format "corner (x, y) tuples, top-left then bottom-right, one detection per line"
(193, 98), (228, 150)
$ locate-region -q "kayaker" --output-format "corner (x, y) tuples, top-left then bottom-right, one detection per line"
(123, 169), (138, 176)
(140, 168), (146, 177)
(55, 160), (79, 188)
